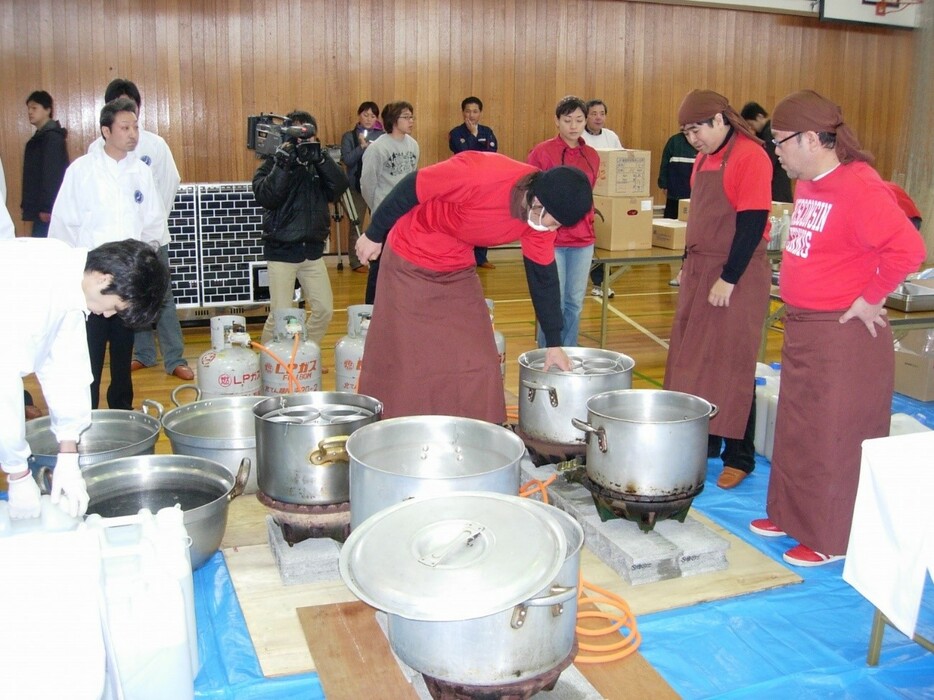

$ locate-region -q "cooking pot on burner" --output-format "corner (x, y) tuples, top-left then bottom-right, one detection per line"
(572, 389), (717, 498)
(340, 492), (582, 685)
(253, 392), (382, 506)
(346, 416), (524, 530)
(518, 348), (635, 445)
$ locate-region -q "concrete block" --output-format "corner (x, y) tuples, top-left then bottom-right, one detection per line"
(266, 516), (342, 585)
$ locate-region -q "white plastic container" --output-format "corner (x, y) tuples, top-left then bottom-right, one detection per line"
(764, 389), (781, 461)
(85, 506), (199, 700)
(0, 494), (81, 537)
(754, 369), (781, 457)
(889, 412), (932, 436)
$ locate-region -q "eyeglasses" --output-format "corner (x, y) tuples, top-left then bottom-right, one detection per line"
(772, 132), (802, 148)
(399, 114), (415, 120)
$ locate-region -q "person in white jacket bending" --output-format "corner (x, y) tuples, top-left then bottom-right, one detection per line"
(0, 238), (168, 519)
(50, 97), (165, 411)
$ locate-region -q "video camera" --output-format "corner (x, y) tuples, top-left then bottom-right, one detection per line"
(246, 113), (319, 159)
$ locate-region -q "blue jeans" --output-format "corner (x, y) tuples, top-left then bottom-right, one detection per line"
(30, 220), (49, 238)
(134, 244), (189, 372)
(537, 244), (594, 348)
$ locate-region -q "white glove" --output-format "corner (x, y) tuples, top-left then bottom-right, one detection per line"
(7, 471), (42, 519)
(50, 453), (89, 518)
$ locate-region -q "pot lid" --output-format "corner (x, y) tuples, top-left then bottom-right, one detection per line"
(339, 492), (567, 621)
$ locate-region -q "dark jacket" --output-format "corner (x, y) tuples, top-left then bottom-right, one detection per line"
(757, 120), (794, 203)
(252, 151), (348, 263)
(21, 120), (70, 220)
(340, 125), (385, 192)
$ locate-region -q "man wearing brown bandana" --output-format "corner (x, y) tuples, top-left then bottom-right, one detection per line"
(664, 89), (773, 492)
(749, 90), (926, 567)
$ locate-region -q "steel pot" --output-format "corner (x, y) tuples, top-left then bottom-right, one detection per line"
(340, 492), (582, 685)
(253, 392), (382, 505)
(25, 401), (164, 472)
(82, 455), (250, 570)
(346, 416), (525, 530)
(572, 389), (718, 497)
(161, 395), (263, 494)
(518, 348), (635, 444)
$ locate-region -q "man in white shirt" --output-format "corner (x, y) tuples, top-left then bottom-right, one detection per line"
(50, 97), (164, 410)
(1, 237), (168, 519)
(90, 79), (193, 381)
(581, 99), (623, 149)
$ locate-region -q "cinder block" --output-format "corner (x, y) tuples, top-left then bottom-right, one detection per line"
(266, 516), (342, 585)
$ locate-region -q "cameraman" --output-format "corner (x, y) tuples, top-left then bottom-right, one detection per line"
(252, 110), (348, 345)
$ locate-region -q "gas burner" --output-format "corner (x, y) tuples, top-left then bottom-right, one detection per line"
(421, 641), (578, 700)
(510, 425), (587, 468)
(256, 491), (351, 545)
(580, 474), (703, 533)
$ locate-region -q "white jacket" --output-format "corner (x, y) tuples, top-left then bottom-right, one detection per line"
(49, 147), (165, 250)
(0, 239), (93, 473)
(88, 128), (181, 246)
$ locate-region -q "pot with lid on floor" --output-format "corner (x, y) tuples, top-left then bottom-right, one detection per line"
(340, 491), (583, 691)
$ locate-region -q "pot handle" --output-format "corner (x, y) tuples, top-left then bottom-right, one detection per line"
(511, 585), (578, 629)
(520, 379), (559, 408)
(171, 384), (202, 407)
(140, 399), (164, 421)
(571, 417), (607, 453)
(707, 402), (719, 419)
(36, 466), (52, 495)
(228, 458), (251, 502)
(309, 436), (349, 465)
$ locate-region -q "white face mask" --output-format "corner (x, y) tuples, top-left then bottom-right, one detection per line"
(527, 206), (551, 232)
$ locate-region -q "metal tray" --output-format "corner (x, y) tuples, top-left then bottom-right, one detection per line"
(885, 290), (934, 313)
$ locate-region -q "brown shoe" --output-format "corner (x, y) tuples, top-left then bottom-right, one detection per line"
(717, 466), (749, 490)
(130, 359), (147, 372)
(352, 266), (369, 274)
(478, 261), (496, 270)
(25, 405), (44, 421)
(171, 365), (195, 381)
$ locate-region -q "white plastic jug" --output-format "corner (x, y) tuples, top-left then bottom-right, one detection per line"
(754, 376), (780, 456)
(889, 413), (932, 436)
(0, 494), (81, 537)
(84, 506), (198, 700)
(764, 389), (781, 461)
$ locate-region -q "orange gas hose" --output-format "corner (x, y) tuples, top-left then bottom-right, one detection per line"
(519, 477), (642, 663)
(505, 404), (519, 422)
(250, 341), (301, 392)
(290, 333), (301, 391)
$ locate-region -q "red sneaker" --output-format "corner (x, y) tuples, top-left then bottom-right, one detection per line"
(749, 518), (786, 537)
(782, 544), (845, 567)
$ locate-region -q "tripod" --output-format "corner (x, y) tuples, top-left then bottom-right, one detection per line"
(330, 185), (364, 272)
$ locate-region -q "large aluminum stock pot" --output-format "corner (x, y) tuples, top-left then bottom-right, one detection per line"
(572, 389), (717, 497)
(253, 392), (382, 505)
(518, 348), (635, 444)
(25, 403), (163, 472)
(161, 395), (263, 494)
(340, 492), (582, 685)
(83, 455), (250, 570)
(346, 416), (525, 530)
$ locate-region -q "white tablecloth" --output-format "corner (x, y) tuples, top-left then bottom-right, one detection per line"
(843, 431), (934, 637)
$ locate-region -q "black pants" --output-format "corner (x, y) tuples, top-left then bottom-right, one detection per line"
(708, 391), (756, 472)
(87, 313), (135, 410)
(365, 257), (380, 305)
(590, 264), (605, 287)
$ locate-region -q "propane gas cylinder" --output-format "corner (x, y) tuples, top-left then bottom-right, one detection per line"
(486, 299), (506, 382)
(261, 309), (322, 395)
(335, 304), (372, 393)
(196, 315), (262, 398)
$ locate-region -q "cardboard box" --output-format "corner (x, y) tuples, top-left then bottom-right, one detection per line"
(593, 195), (654, 251)
(678, 199), (690, 222)
(894, 349), (934, 401)
(895, 329), (934, 357)
(593, 149), (652, 198)
(652, 218), (687, 249)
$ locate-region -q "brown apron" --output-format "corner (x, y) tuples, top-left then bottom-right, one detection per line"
(664, 138), (771, 438)
(357, 243), (506, 423)
(767, 306), (893, 555)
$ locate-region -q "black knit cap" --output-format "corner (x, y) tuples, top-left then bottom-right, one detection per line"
(531, 166), (593, 227)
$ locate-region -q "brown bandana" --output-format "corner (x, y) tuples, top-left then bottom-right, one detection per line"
(677, 89), (762, 144)
(772, 90), (873, 165)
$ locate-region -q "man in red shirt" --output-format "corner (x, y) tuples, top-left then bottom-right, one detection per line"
(664, 90), (773, 491)
(750, 90), (926, 566)
(355, 152), (593, 421)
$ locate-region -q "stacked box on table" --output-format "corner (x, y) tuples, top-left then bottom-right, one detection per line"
(593, 195), (654, 251)
(652, 218), (687, 250)
(894, 349), (934, 401)
(678, 199), (690, 222)
(593, 149), (652, 198)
